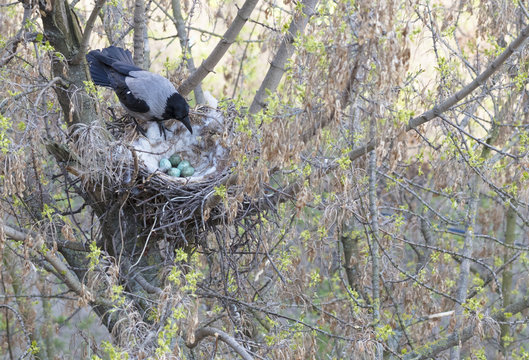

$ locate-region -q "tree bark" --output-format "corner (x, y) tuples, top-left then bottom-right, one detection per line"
(133, 0), (146, 67)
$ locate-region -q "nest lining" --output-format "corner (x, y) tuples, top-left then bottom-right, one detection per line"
(131, 106), (230, 184)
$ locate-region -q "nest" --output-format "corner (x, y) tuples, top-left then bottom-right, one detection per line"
(128, 104), (240, 246)
(68, 102), (244, 248)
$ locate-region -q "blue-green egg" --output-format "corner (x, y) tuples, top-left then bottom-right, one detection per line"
(159, 158), (172, 171)
(177, 160), (191, 170)
(167, 168), (181, 177)
(180, 166), (195, 177)
(169, 154), (182, 167)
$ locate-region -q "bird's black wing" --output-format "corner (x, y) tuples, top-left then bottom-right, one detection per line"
(110, 61), (143, 76)
(108, 71), (149, 113)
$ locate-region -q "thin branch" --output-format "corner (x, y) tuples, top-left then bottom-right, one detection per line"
(171, 0), (205, 103)
(71, 0), (106, 65)
(178, 0), (259, 96)
(186, 326), (254, 360)
(408, 23), (529, 131)
(349, 22), (529, 162)
(249, 0), (318, 114)
(403, 296), (529, 360)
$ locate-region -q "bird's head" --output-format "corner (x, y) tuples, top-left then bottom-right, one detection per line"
(164, 93), (193, 134)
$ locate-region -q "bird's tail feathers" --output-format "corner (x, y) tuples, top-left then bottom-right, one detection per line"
(86, 51), (112, 87)
(101, 46), (135, 65)
(86, 46), (136, 87)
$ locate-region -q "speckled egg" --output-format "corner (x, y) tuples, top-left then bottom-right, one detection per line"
(159, 158), (172, 171)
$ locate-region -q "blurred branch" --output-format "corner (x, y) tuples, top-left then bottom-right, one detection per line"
(449, 175), (479, 360)
(171, 0), (205, 104)
(185, 326), (253, 360)
(249, 0), (318, 114)
(500, 205), (516, 350)
(178, 0), (259, 96)
(367, 117), (382, 360)
(0, 304), (32, 359)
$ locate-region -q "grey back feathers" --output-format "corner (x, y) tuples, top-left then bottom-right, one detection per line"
(125, 71), (177, 121)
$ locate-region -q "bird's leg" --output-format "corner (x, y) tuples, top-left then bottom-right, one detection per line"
(132, 117), (147, 137)
(108, 107), (118, 121)
(157, 120), (174, 140)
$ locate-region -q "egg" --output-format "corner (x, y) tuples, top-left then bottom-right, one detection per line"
(177, 160), (191, 170)
(169, 154), (182, 167)
(159, 158), (172, 171)
(167, 168), (181, 177)
(180, 166), (195, 177)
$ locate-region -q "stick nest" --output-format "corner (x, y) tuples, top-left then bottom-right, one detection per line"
(70, 103), (244, 248)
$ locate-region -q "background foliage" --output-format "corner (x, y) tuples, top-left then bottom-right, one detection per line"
(2, 0), (529, 359)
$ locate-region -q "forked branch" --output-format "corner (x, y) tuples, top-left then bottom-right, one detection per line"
(178, 0), (259, 96)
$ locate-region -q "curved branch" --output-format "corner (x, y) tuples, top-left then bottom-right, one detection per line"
(178, 0), (259, 96)
(407, 23), (529, 131)
(349, 22), (529, 162)
(186, 326), (254, 360)
(249, 0), (318, 114)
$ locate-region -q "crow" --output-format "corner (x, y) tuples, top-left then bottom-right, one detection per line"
(86, 46), (192, 138)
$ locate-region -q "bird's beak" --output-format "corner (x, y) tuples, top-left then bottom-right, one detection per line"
(181, 115), (193, 134)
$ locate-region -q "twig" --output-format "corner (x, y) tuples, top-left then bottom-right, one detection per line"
(186, 326), (254, 360)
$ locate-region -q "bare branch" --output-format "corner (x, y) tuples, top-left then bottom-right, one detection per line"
(186, 326), (254, 360)
(178, 0), (259, 96)
(249, 0), (318, 114)
(71, 0), (106, 65)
